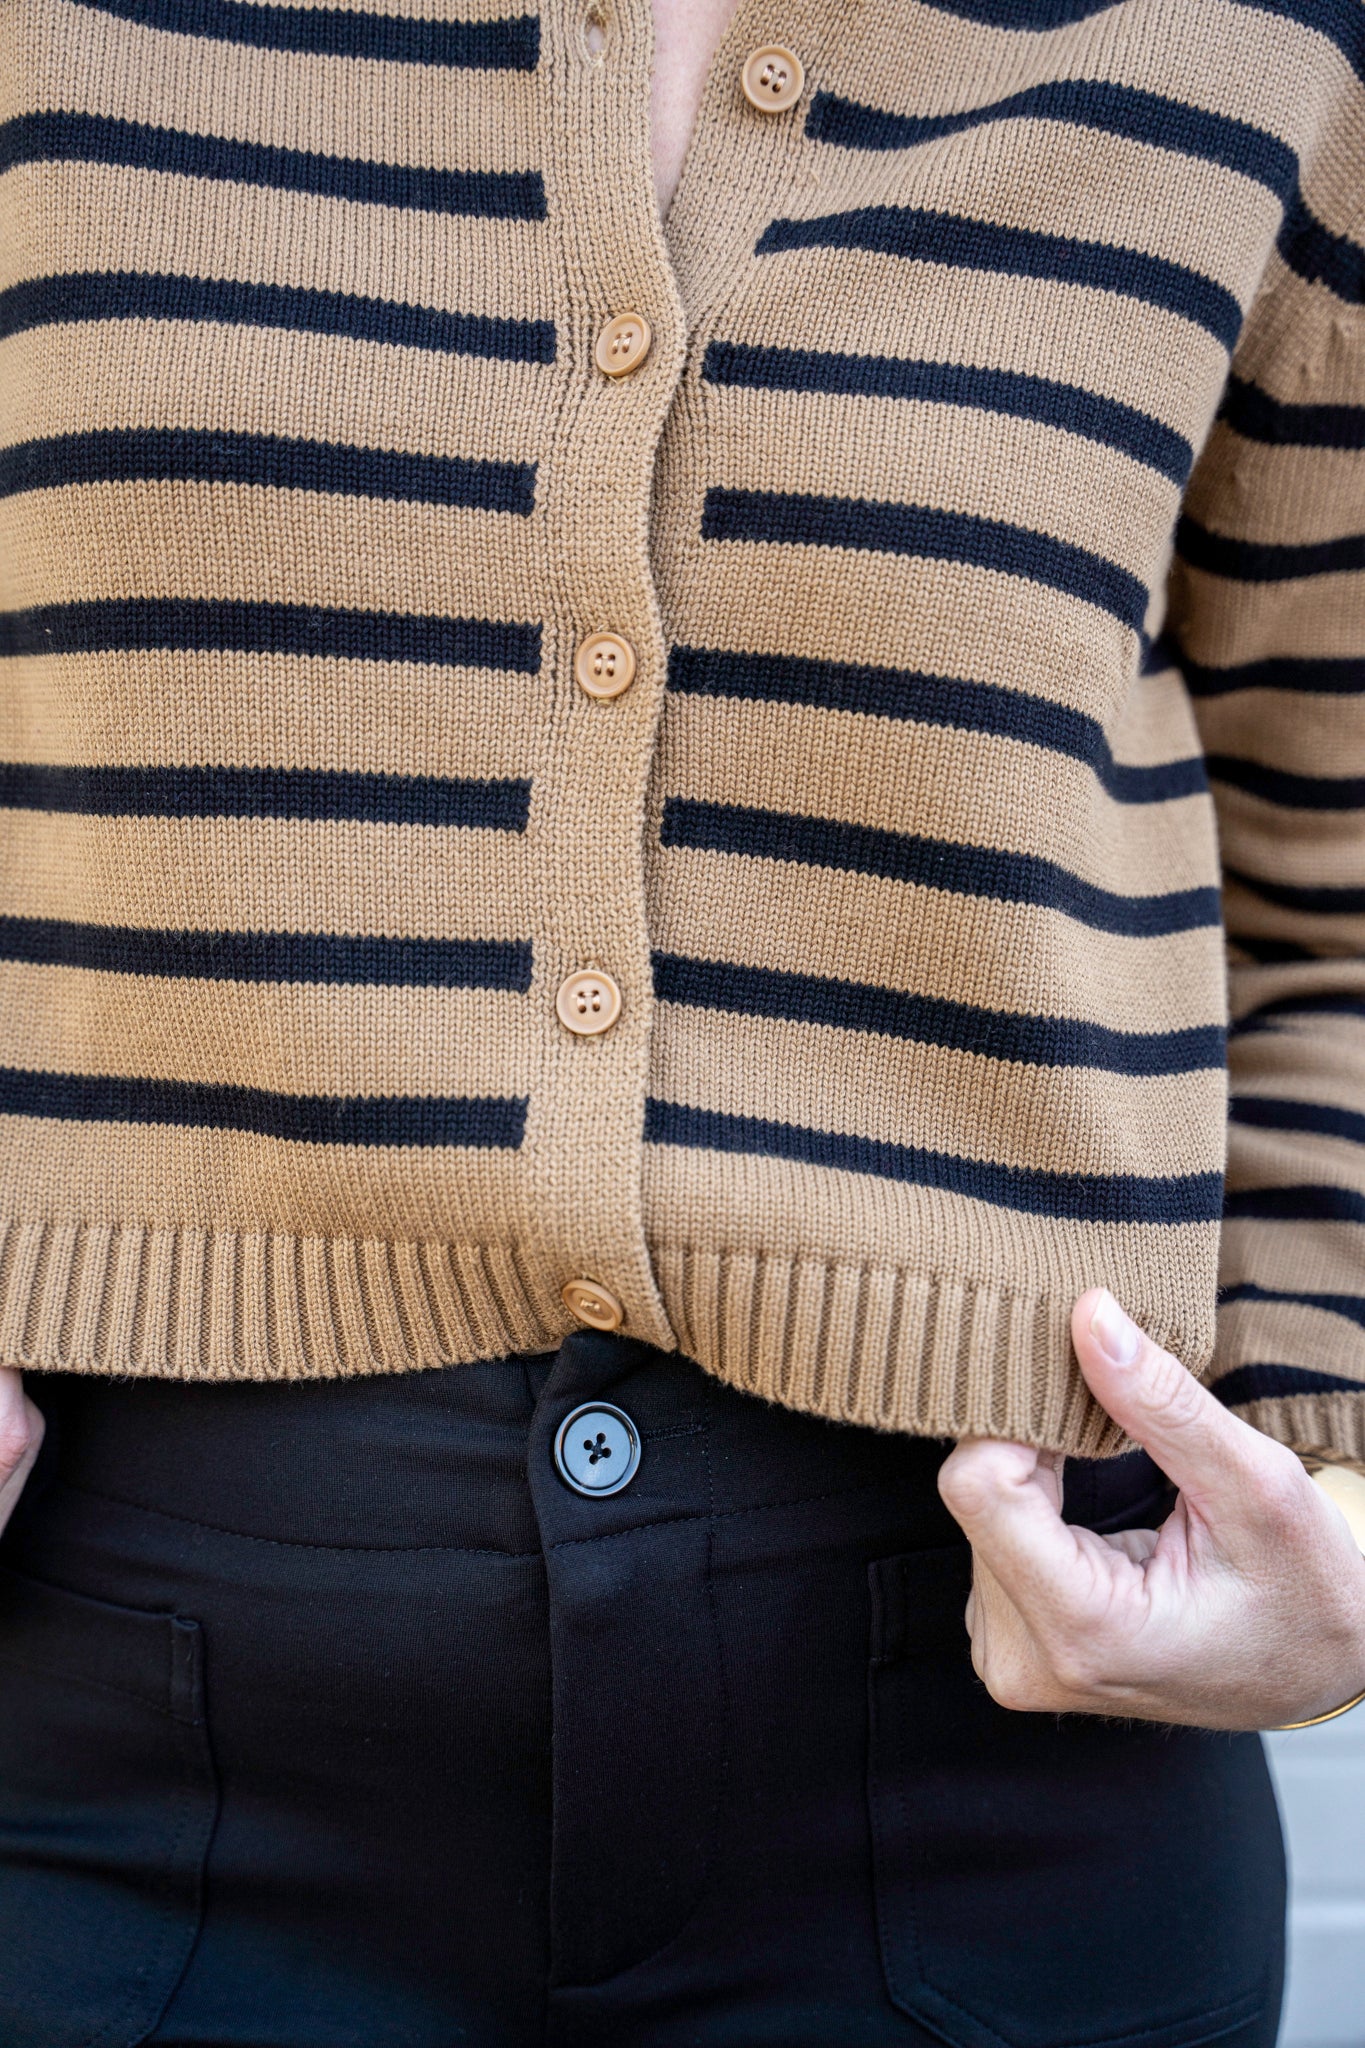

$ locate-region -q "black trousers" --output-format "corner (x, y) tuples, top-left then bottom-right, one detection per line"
(0, 1332), (1285, 2048)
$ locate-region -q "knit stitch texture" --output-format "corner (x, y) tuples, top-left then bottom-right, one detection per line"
(1, 0), (1363, 1461)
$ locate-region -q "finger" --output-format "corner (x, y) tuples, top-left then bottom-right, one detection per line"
(0, 1369), (41, 1537)
(1033, 1445), (1066, 1518)
(967, 1553), (1078, 1713)
(1071, 1288), (1299, 1518)
(938, 1438), (1089, 1623)
(1102, 1526), (1160, 1565)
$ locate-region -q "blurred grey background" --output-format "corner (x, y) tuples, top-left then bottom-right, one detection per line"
(1267, 1718), (1365, 2046)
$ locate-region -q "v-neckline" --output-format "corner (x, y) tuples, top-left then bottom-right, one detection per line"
(656, 0), (862, 327)
(649, 0), (748, 223)
(659, 0), (784, 240)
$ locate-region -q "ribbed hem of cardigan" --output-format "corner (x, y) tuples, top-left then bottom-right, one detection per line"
(1233, 1395), (1365, 1477)
(0, 1218), (564, 1381)
(650, 1244), (1130, 1458)
(0, 1215), (1208, 1459)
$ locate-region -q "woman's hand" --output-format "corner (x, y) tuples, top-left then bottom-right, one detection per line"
(937, 1288), (1365, 1730)
(0, 1368), (42, 1539)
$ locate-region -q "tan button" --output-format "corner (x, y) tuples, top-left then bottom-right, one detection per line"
(741, 45), (804, 113)
(594, 311), (652, 378)
(575, 632), (637, 701)
(562, 1278), (624, 1332)
(556, 967), (622, 1035)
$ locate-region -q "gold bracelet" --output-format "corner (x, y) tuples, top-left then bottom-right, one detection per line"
(1276, 1687), (1365, 1732)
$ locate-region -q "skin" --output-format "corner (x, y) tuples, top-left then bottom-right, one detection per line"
(0, 1374), (44, 1538)
(939, 1291), (1365, 1728)
(650, 0), (745, 214)
(2, 7), (1360, 1737)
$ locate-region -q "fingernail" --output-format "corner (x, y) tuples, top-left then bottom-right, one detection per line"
(1088, 1290), (1141, 1366)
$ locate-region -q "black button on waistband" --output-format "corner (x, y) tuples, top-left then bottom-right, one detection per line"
(553, 1402), (641, 1497)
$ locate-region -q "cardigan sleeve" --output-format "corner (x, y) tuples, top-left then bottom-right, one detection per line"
(1166, 215), (1365, 1474)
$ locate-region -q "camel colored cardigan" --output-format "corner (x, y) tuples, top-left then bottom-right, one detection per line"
(2, 0), (1364, 1462)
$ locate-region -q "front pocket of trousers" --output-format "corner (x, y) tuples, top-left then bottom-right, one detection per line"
(0, 1564), (217, 2048)
(866, 1547), (1284, 2048)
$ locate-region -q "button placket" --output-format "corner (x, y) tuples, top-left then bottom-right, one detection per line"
(523, 0), (849, 1351)
(540, 0), (814, 1350)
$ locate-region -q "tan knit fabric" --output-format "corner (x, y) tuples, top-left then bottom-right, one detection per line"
(1, 0), (1363, 1461)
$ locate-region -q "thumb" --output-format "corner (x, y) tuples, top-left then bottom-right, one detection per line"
(1071, 1287), (1280, 1515)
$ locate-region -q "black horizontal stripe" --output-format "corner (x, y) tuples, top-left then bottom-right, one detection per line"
(1176, 514), (1365, 583)
(702, 489), (1148, 632)
(660, 798), (1220, 936)
(0, 918), (532, 989)
(0, 1066), (527, 1146)
(0, 271), (555, 364)
(1228, 935), (1320, 965)
(1206, 755), (1365, 809)
(1223, 866), (1365, 916)
(1213, 1362), (1365, 1407)
(667, 644), (1205, 803)
(643, 1098), (1223, 1224)
(0, 763), (530, 830)
(72, 0), (540, 68)
(1218, 1280), (1365, 1330)
(1278, 188), (1365, 304)
(1141, 635), (1184, 672)
(1223, 1184), (1365, 1223)
(701, 339), (1189, 483)
(913, 1), (1129, 22)
(0, 112), (546, 220)
(0, 430), (536, 514)
(755, 206), (1243, 350)
(1219, 371), (1365, 451)
(651, 952), (1225, 1074)
(1230, 992), (1365, 1036)
(807, 82), (1295, 200)
(0, 599), (540, 673)
(804, 85), (1365, 308)
(1174, 651), (1365, 697)
(1230, 0), (1364, 86)
(1230, 1094), (1365, 1146)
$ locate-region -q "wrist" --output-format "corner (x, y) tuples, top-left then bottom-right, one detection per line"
(1275, 1466), (1365, 1730)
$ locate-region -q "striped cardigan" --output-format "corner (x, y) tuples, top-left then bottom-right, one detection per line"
(2, 0), (1363, 1463)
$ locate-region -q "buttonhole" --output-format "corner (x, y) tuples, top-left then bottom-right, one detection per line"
(581, 2), (608, 60)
